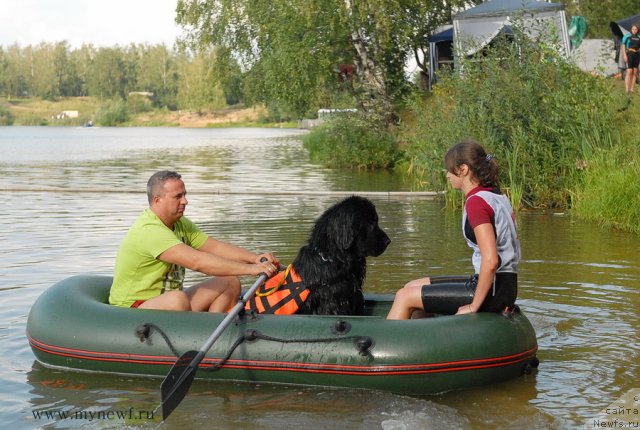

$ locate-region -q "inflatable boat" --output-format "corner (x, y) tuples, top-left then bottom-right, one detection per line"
(27, 275), (538, 395)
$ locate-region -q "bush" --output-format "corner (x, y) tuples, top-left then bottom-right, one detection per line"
(403, 28), (619, 208)
(303, 113), (400, 169)
(95, 99), (130, 126)
(127, 93), (154, 114)
(0, 105), (14, 125)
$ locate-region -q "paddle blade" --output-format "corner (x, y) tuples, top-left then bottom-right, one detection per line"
(158, 270), (267, 419)
(160, 350), (200, 420)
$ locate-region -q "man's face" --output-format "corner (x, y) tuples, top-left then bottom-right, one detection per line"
(154, 178), (188, 225)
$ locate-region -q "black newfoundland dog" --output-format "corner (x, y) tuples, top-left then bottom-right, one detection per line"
(247, 195), (390, 316)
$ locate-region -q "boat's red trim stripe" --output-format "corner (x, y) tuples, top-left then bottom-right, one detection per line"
(204, 347), (537, 371)
(196, 347), (538, 375)
(29, 336), (177, 365)
(28, 335), (537, 376)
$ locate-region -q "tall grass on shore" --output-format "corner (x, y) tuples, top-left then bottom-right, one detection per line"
(401, 26), (619, 210)
(571, 149), (640, 234)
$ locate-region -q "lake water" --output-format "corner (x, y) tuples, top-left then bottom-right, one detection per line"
(1, 126), (638, 429)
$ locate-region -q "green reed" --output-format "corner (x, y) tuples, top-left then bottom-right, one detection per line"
(401, 25), (620, 211)
(571, 148), (640, 235)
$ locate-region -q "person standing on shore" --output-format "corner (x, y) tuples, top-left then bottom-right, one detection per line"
(622, 24), (640, 95)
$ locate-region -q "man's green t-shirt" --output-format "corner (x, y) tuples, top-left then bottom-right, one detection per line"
(109, 208), (209, 307)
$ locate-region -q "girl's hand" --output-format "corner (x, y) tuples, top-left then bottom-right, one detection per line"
(456, 303), (477, 315)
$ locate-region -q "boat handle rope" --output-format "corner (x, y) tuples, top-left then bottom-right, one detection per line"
(135, 323), (374, 370)
(202, 329), (374, 371)
(135, 323), (182, 357)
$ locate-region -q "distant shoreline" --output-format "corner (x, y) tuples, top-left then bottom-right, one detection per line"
(0, 97), (298, 128)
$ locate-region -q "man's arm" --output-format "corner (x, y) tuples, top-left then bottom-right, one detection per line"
(197, 237), (259, 263)
(158, 242), (271, 277)
(198, 237), (279, 267)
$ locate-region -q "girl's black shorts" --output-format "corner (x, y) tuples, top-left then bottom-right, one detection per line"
(420, 273), (517, 314)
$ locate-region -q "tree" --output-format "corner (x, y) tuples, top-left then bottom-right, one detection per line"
(136, 43), (179, 108)
(176, 0), (481, 124)
(176, 50), (227, 112)
(403, 1), (481, 76)
(53, 42), (75, 97)
(341, 0), (398, 123)
(213, 46), (243, 105)
(69, 44), (97, 97)
(175, 0), (396, 120)
(121, 44), (141, 97)
(557, 0), (639, 38)
(177, 0), (344, 119)
(31, 43), (60, 99)
(86, 47), (128, 99)
(0, 48), (8, 97)
(4, 44), (30, 98)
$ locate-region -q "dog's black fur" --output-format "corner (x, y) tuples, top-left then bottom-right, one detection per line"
(293, 196), (390, 315)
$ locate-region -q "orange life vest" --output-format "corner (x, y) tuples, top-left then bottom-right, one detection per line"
(245, 264), (310, 315)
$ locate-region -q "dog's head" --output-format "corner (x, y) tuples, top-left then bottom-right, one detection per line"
(309, 195), (390, 258)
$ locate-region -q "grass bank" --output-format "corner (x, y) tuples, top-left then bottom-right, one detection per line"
(0, 97), (297, 128)
(1, 97), (100, 126)
(569, 86), (640, 235)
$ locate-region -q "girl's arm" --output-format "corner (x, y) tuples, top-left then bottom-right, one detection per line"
(456, 223), (499, 314)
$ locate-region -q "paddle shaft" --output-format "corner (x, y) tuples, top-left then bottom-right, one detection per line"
(197, 272), (268, 354)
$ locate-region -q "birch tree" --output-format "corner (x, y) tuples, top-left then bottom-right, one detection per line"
(176, 0), (475, 123)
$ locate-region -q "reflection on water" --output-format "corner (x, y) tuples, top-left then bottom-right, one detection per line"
(1, 127), (638, 429)
(25, 363), (471, 429)
(0, 126), (409, 194)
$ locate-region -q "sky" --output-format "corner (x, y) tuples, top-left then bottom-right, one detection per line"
(0, 0), (183, 48)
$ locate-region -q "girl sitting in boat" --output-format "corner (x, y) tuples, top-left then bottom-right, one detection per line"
(387, 140), (521, 319)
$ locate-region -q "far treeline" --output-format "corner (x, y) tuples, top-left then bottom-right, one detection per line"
(0, 42), (239, 113)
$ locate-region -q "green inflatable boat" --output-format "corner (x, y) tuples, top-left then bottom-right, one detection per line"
(27, 275), (538, 395)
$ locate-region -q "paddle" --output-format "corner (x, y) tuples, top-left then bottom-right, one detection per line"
(159, 264), (270, 420)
